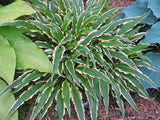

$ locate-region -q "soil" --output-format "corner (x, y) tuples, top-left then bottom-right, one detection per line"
(18, 0), (160, 120)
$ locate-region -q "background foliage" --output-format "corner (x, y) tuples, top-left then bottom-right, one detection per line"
(117, 0), (160, 88)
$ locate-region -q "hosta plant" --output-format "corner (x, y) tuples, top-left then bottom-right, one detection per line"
(0, 0), (157, 119)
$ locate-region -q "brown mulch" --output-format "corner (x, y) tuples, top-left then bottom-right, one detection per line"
(21, 89), (160, 120)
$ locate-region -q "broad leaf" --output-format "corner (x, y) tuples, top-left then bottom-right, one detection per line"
(140, 22), (160, 43)
(0, 35), (16, 84)
(0, 79), (18, 120)
(148, 0), (160, 18)
(0, 26), (52, 73)
(0, 0), (35, 24)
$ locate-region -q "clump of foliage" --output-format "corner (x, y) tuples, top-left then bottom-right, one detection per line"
(0, 0), (157, 119)
(117, 0), (160, 88)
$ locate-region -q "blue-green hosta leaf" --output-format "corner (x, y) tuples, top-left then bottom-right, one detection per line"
(148, 0), (160, 18)
(62, 80), (71, 116)
(31, 85), (53, 120)
(86, 91), (97, 120)
(122, 0), (157, 25)
(0, 0), (35, 24)
(0, 26), (52, 73)
(39, 86), (58, 120)
(139, 52), (160, 89)
(109, 50), (136, 68)
(77, 45), (96, 67)
(0, 35), (16, 84)
(56, 90), (64, 120)
(66, 60), (81, 87)
(7, 81), (45, 118)
(115, 63), (157, 89)
(61, 13), (72, 31)
(0, 79), (18, 120)
(100, 79), (109, 115)
(72, 86), (84, 120)
(140, 22), (160, 43)
(119, 84), (140, 113)
(13, 71), (45, 93)
(51, 46), (65, 81)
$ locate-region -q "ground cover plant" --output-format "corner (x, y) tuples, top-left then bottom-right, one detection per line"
(0, 0), (158, 120)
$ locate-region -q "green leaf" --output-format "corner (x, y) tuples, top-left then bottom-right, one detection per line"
(92, 0), (105, 14)
(102, 47), (113, 63)
(133, 59), (158, 71)
(0, 79), (18, 120)
(62, 80), (71, 116)
(119, 84), (140, 113)
(56, 90), (64, 120)
(93, 78), (101, 105)
(61, 13), (72, 31)
(92, 7), (121, 29)
(72, 86), (84, 120)
(100, 79), (109, 115)
(66, 60), (81, 87)
(77, 67), (119, 92)
(72, 0), (77, 34)
(116, 70), (149, 98)
(110, 50), (136, 68)
(59, 0), (66, 12)
(31, 85), (53, 120)
(115, 64), (157, 89)
(13, 71), (44, 93)
(0, 72), (30, 96)
(51, 46), (65, 81)
(57, 36), (72, 47)
(77, 45), (96, 67)
(0, 0), (35, 24)
(80, 23), (112, 45)
(0, 26), (52, 73)
(39, 86), (58, 120)
(77, 73), (97, 101)
(7, 81), (45, 118)
(86, 91), (97, 120)
(0, 35), (16, 84)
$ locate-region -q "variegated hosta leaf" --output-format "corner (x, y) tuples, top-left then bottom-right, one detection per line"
(51, 46), (65, 81)
(86, 91), (97, 120)
(66, 60), (81, 87)
(93, 78), (101, 105)
(62, 80), (71, 116)
(7, 81), (45, 118)
(115, 63), (157, 89)
(31, 85), (53, 120)
(72, 86), (84, 120)
(56, 90), (64, 120)
(13, 71), (45, 93)
(100, 79), (109, 115)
